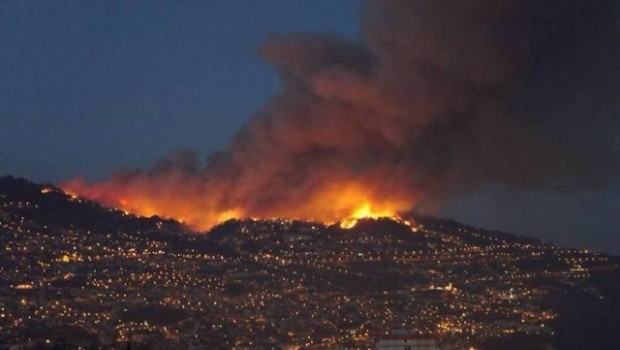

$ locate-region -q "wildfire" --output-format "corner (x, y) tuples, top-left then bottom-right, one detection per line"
(59, 178), (416, 232)
(338, 203), (398, 229)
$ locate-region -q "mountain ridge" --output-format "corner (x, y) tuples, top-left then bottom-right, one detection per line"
(0, 175), (554, 250)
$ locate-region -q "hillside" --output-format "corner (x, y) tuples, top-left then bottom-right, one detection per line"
(1, 176), (619, 349)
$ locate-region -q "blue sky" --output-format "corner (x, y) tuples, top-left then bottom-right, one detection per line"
(0, 0), (361, 181)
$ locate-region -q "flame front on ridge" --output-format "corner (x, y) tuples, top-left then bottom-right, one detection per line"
(60, 178), (415, 231)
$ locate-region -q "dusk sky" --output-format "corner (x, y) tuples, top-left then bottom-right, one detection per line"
(1, 1), (619, 253)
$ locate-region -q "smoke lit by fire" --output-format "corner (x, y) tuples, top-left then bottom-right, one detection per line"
(61, 0), (620, 230)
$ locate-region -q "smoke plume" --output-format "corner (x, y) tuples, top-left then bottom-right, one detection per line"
(62, 0), (620, 229)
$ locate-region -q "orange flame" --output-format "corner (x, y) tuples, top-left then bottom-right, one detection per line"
(338, 203), (399, 229)
(60, 178), (416, 231)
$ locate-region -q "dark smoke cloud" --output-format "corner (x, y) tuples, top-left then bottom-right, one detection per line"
(63, 0), (620, 228)
(361, 0), (620, 201)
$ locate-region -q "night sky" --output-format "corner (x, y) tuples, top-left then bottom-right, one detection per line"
(1, 1), (619, 253)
